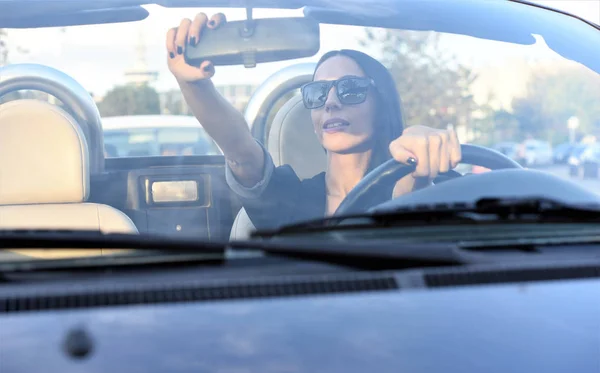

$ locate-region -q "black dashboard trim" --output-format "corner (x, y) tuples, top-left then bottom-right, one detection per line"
(0, 272), (398, 314)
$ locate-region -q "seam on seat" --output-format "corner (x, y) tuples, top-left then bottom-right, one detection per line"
(95, 204), (101, 233)
(279, 100), (297, 166)
(270, 96), (302, 166)
(230, 208), (241, 240)
(96, 204), (104, 255)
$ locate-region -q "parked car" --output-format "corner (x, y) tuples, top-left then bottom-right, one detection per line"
(580, 144), (600, 179)
(102, 115), (222, 157)
(517, 139), (553, 167)
(568, 144), (591, 177)
(552, 142), (575, 164)
(493, 142), (519, 159)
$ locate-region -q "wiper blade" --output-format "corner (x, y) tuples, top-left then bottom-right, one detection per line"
(1, 227), (600, 274)
(0, 230), (469, 273)
(252, 197), (600, 238)
(0, 230), (225, 252)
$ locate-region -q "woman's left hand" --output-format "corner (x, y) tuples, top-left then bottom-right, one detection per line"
(389, 125), (462, 195)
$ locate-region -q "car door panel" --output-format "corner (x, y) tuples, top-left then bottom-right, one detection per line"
(90, 156), (241, 241)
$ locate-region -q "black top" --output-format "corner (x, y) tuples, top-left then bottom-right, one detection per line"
(240, 164), (394, 231)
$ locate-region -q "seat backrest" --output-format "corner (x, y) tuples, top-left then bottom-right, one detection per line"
(267, 95), (327, 179)
(0, 99), (137, 235)
(230, 94), (325, 240)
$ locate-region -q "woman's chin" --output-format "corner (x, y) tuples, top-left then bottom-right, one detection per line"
(322, 135), (372, 155)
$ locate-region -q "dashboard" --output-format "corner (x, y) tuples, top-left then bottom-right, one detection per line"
(1, 257), (599, 373)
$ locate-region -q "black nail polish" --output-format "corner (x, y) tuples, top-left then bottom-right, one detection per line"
(407, 157), (417, 165)
(203, 64), (212, 72)
(190, 37), (196, 45)
(208, 20), (215, 26)
(169, 52), (175, 59)
(177, 46), (182, 54)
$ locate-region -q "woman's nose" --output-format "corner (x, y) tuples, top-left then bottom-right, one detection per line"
(324, 86), (341, 111)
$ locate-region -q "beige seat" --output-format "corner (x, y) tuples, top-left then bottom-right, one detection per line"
(267, 95), (327, 180)
(0, 100), (137, 257)
(230, 95), (326, 240)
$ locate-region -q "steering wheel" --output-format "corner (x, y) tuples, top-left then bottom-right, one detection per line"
(334, 144), (522, 216)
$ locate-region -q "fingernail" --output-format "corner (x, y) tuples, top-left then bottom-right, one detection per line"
(407, 157), (417, 165)
(169, 52), (175, 59)
(190, 36), (196, 45)
(208, 20), (215, 27)
(177, 46), (182, 54)
(203, 63), (213, 72)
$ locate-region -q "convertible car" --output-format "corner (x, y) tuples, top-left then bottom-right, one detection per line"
(1, 0), (600, 372)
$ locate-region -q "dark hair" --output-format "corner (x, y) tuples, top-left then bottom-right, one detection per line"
(314, 49), (405, 172)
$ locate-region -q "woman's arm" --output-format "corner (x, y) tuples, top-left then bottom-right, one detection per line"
(167, 13), (264, 188)
(178, 80), (264, 187)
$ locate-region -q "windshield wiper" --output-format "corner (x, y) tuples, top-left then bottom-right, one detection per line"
(1, 221), (600, 274)
(252, 197), (600, 238)
(0, 230), (469, 273)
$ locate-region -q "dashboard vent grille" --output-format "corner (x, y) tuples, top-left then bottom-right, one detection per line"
(424, 264), (600, 287)
(0, 274), (398, 313)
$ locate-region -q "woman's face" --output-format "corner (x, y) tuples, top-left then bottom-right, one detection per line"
(311, 55), (377, 154)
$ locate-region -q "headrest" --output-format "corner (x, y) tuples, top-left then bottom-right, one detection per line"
(0, 100), (89, 204)
(268, 95), (327, 180)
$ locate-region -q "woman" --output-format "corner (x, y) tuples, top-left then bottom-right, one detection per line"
(166, 13), (462, 229)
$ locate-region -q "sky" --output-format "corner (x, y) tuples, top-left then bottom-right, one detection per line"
(3, 0), (600, 102)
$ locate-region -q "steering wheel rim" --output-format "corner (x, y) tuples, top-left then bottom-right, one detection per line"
(334, 144), (522, 216)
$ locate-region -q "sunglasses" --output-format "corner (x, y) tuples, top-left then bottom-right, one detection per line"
(301, 76), (375, 110)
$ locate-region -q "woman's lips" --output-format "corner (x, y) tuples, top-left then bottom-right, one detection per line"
(322, 118), (350, 133)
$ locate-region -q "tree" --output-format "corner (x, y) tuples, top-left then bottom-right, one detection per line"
(0, 29), (7, 66)
(0, 29), (20, 104)
(98, 84), (161, 117)
(510, 66), (600, 143)
(0, 28), (28, 66)
(470, 91), (519, 146)
(361, 29), (479, 130)
(160, 89), (191, 115)
(1, 28), (31, 105)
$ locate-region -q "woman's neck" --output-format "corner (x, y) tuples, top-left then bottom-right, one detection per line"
(325, 150), (372, 197)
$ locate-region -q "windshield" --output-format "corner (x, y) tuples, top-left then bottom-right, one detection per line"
(1, 0), (599, 261)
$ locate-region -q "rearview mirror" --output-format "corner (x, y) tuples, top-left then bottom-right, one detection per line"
(184, 17), (320, 68)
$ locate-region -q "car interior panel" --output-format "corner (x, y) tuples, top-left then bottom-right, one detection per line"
(91, 156), (241, 241)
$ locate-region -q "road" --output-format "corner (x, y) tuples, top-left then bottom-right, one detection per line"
(533, 164), (600, 196)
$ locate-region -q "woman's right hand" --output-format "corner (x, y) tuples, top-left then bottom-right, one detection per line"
(166, 13), (226, 83)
